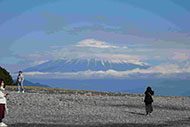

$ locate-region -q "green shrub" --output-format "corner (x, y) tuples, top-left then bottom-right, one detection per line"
(0, 66), (13, 85)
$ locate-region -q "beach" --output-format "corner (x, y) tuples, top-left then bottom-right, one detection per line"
(4, 87), (190, 127)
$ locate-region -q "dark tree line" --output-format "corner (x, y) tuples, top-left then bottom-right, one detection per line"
(0, 66), (13, 85)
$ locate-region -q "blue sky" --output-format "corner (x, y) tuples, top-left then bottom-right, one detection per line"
(0, 0), (190, 79)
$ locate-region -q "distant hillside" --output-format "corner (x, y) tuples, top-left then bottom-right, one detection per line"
(14, 79), (50, 88)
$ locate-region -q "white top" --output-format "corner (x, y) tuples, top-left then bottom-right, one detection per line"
(17, 74), (24, 83)
(0, 90), (6, 104)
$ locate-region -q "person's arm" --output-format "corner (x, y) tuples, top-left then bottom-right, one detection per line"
(0, 91), (6, 98)
(21, 75), (24, 83)
(0, 91), (3, 98)
(17, 75), (19, 82)
(152, 91), (154, 95)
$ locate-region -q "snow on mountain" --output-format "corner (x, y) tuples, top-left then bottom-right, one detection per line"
(23, 58), (150, 73)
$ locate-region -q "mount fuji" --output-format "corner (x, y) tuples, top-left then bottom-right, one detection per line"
(23, 58), (150, 72)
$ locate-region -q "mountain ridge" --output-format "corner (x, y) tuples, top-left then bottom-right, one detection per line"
(23, 58), (150, 72)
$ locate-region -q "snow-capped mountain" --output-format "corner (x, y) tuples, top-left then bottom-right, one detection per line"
(23, 58), (150, 72)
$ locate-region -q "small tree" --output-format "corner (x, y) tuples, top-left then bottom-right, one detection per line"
(0, 66), (13, 85)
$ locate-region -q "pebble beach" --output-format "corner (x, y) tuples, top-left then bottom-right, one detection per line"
(3, 87), (190, 127)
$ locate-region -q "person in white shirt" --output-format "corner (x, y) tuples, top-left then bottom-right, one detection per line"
(0, 80), (8, 127)
(17, 71), (24, 93)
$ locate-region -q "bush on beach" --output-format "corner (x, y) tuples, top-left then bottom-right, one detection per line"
(0, 66), (13, 85)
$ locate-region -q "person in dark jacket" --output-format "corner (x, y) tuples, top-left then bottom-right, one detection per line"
(144, 86), (154, 116)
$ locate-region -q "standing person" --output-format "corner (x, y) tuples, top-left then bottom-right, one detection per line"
(0, 80), (8, 127)
(144, 86), (154, 116)
(17, 71), (24, 93)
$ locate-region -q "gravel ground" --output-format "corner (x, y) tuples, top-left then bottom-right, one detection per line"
(3, 88), (190, 127)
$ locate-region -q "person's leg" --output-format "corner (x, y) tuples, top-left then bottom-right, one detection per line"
(0, 104), (7, 126)
(0, 104), (5, 121)
(150, 103), (153, 113)
(21, 82), (24, 93)
(18, 83), (20, 93)
(146, 103), (153, 116)
(145, 103), (149, 115)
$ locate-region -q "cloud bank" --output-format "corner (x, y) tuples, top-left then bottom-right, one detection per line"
(75, 39), (122, 49)
(21, 64), (190, 79)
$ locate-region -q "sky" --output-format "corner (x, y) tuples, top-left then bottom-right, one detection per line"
(0, 0), (190, 79)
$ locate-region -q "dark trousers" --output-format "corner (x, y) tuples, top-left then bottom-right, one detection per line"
(145, 103), (153, 114)
(0, 104), (5, 121)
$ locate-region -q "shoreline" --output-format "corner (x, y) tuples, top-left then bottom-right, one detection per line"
(6, 85), (189, 99)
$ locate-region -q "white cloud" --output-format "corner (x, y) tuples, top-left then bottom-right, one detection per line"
(172, 53), (190, 62)
(31, 60), (49, 66)
(75, 39), (122, 48)
(143, 64), (181, 74)
(23, 64), (190, 79)
(165, 49), (190, 62)
(24, 71), (49, 75)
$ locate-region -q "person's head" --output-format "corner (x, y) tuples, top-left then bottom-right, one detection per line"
(1, 80), (5, 88)
(19, 71), (22, 75)
(146, 86), (152, 92)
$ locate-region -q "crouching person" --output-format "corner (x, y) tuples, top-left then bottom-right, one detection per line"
(0, 80), (8, 127)
(144, 86), (154, 116)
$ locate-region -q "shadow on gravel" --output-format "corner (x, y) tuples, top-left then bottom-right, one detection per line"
(128, 111), (145, 116)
